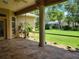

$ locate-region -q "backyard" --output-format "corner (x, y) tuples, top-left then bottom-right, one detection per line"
(33, 29), (79, 48)
(30, 0), (79, 49)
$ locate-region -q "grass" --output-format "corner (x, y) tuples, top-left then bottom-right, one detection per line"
(46, 29), (79, 36)
(33, 29), (79, 48)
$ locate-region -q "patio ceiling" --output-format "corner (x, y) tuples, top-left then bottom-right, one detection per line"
(0, 0), (35, 11)
(0, 0), (66, 15)
(15, 0), (66, 15)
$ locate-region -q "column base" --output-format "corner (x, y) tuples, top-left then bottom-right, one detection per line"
(39, 42), (45, 47)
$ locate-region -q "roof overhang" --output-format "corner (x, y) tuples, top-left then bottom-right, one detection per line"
(20, 13), (38, 17)
(15, 0), (67, 15)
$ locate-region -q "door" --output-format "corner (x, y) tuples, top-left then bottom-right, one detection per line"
(0, 19), (5, 39)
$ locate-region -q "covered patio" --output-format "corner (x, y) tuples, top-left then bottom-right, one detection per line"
(0, 0), (79, 59)
(0, 39), (79, 59)
(14, 0), (66, 47)
(0, 0), (66, 47)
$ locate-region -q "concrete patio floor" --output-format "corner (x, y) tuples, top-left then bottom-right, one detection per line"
(0, 38), (79, 59)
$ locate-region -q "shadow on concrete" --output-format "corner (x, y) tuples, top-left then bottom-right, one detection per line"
(0, 38), (79, 59)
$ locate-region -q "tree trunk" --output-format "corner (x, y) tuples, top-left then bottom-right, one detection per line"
(58, 20), (61, 29)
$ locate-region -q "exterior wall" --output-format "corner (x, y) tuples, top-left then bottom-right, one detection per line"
(0, 8), (14, 39)
(16, 16), (36, 31)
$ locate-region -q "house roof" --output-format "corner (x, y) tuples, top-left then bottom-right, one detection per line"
(20, 13), (38, 17)
(47, 21), (59, 25)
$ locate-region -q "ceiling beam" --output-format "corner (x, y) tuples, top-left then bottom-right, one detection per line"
(15, 0), (66, 15)
(45, 0), (66, 6)
(15, 4), (38, 15)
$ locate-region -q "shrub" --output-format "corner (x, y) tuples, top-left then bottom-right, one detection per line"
(45, 24), (50, 29)
(62, 25), (71, 30)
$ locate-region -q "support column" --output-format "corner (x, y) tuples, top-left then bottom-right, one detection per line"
(39, 1), (45, 47)
(7, 10), (13, 39)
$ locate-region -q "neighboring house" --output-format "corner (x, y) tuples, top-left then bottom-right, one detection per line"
(16, 13), (38, 31)
(45, 20), (60, 29)
(15, 13), (38, 38)
(47, 21), (59, 25)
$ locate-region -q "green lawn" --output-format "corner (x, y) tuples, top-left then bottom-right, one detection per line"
(46, 29), (79, 36)
(34, 29), (79, 48)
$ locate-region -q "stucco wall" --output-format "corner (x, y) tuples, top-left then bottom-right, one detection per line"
(16, 16), (36, 31)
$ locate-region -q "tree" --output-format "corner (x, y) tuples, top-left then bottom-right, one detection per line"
(48, 10), (58, 21)
(57, 11), (64, 29)
(65, 2), (78, 30)
(65, 15), (71, 26)
(47, 5), (64, 29)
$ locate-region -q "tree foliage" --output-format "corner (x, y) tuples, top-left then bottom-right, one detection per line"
(47, 5), (64, 21)
(46, 0), (79, 30)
